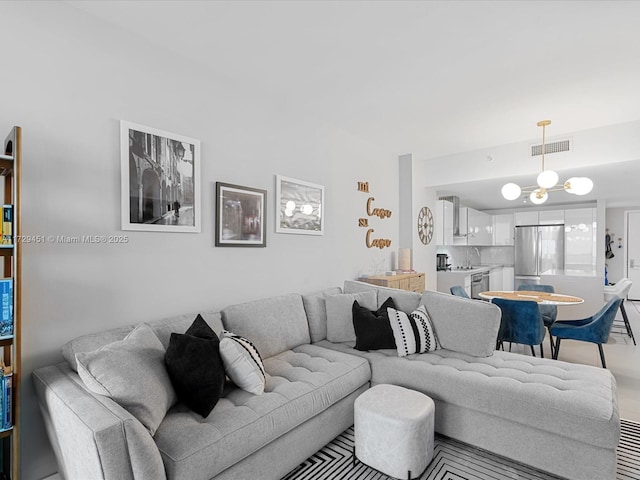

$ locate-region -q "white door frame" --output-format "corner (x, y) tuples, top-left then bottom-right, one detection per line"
(624, 209), (640, 300)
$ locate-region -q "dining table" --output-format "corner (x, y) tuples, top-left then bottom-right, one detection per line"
(477, 290), (584, 305)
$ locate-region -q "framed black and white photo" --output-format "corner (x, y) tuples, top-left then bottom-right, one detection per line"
(215, 182), (267, 247)
(276, 175), (324, 235)
(120, 120), (201, 232)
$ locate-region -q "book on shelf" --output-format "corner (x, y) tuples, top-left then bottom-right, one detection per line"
(1, 205), (11, 246)
(0, 371), (3, 432)
(0, 362), (11, 431)
(3, 368), (12, 430)
(0, 279), (12, 339)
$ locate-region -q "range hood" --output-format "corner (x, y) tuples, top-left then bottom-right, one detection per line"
(438, 195), (466, 237)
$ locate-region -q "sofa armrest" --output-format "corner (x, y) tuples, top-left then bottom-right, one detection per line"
(420, 290), (501, 357)
(33, 363), (166, 480)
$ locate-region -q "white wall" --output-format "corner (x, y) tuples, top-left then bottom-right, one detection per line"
(606, 207), (629, 283)
(397, 154), (437, 290)
(2, 3), (399, 478)
(414, 176), (438, 290)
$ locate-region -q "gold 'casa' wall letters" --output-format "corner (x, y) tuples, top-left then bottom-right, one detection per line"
(357, 181), (392, 249)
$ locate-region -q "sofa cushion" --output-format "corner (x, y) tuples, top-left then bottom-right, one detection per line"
(222, 294), (310, 359)
(150, 311), (224, 349)
(344, 280), (421, 312)
(420, 290), (500, 357)
(165, 315), (226, 417)
(325, 291), (376, 343)
(153, 344), (371, 480)
(301, 287), (342, 342)
(75, 323), (176, 435)
(352, 297), (397, 351)
(62, 311), (223, 372)
(370, 349), (619, 449)
(313, 339), (397, 363)
(63, 325), (133, 373)
(317, 338), (619, 450)
(219, 331), (266, 395)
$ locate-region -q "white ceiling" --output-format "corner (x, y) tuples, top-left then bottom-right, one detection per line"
(66, 0), (640, 209)
(432, 159), (640, 211)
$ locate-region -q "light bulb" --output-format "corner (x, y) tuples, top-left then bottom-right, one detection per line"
(537, 170), (559, 189)
(565, 177), (593, 195)
(301, 204), (313, 215)
(501, 183), (521, 200)
(529, 188), (548, 204)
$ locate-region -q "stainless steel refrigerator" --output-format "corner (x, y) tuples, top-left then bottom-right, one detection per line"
(514, 225), (564, 288)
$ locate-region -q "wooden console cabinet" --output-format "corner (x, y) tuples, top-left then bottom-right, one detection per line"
(360, 273), (425, 292)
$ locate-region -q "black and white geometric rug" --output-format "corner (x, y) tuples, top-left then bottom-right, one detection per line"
(283, 419), (640, 480)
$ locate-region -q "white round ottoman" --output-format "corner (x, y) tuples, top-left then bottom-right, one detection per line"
(354, 384), (435, 479)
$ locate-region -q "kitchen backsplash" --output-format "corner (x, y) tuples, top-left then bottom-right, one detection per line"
(437, 246), (514, 268)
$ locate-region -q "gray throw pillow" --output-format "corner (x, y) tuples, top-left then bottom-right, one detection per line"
(75, 323), (177, 435)
(420, 290), (501, 357)
(325, 291), (377, 342)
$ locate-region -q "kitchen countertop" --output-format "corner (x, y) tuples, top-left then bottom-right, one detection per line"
(438, 264), (509, 275)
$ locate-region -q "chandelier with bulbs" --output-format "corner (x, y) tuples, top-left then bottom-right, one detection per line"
(501, 120), (593, 204)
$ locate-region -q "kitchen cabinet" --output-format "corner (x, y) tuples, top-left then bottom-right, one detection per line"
(437, 272), (472, 297)
(489, 267), (503, 291)
(539, 209), (564, 225)
(503, 266), (515, 290)
(437, 267), (491, 298)
(435, 200), (453, 245)
(492, 214), (514, 245)
(564, 208), (597, 270)
(458, 207), (468, 236)
(464, 275), (472, 297)
(361, 273), (426, 292)
(467, 208), (492, 245)
(515, 210), (539, 226)
(515, 209), (564, 226)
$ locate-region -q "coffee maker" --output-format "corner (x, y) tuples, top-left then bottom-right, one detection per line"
(436, 253), (451, 271)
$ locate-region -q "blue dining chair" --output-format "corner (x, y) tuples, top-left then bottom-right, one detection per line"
(550, 298), (622, 368)
(492, 298), (546, 357)
(450, 286), (469, 298)
(517, 284), (557, 352)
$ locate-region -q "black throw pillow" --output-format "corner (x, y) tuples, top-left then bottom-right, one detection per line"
(165, 314), (225, 418)
(352, 296), (397, 351)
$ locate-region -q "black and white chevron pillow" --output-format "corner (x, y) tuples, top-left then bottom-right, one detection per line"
(219, 331), (266, 395)
(387, 305), (439, 357)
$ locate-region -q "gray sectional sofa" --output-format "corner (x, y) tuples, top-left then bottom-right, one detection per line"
(33, 280), (620, 480)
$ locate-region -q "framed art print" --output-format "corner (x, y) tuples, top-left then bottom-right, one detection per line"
(276, 175), (325, 235)
(215, 182), (267, 247)
(121, 120), (201, 232)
